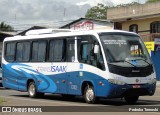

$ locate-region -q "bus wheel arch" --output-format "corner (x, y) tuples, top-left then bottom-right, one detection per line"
(81, 81), (97, 104)
(27, 79), (34, 90)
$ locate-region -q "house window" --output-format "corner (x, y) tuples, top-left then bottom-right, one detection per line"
(129, 24), (138, 33)
(150, 21), (160, 33)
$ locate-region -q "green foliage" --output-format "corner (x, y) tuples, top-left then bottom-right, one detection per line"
(115, 2), (140, 7)
(0, 22), (14, 32)
(85, 2), (140, 20)
(146, 0), (160, 3)
(85, 3), (109, 20)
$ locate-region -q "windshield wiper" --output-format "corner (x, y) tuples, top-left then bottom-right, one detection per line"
(109, 60), (137, 67)
(135, 58), (150, 65)
(126, 57), (150, 65)
(124, 60), (137, 67)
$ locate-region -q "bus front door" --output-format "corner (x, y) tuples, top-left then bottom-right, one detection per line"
(66, 39), (80, 95)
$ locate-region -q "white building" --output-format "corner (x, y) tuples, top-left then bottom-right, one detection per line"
(60, 17), (114, 30)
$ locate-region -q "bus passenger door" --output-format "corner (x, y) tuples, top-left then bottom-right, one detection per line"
(66, 39), (80, 95)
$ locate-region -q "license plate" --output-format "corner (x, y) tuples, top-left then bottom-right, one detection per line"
(132, 85), (141, 88)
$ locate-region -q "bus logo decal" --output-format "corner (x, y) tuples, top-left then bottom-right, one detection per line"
(51, 66), (67, 72)
(38, 66), (67, 73)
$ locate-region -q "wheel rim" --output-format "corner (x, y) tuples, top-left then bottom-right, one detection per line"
(29, 84), (35, 96)
(86, 88), (94, 101)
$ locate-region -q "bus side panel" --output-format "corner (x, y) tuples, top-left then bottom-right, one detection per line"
(2, 63), (58, 93)
(78, 71), (111, 97)
(45, 74), (67, 94)
(2, 64), (19, 90)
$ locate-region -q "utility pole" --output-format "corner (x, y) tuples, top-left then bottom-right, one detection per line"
(64, 8), (66, 17)
(15, 14), (16, 21)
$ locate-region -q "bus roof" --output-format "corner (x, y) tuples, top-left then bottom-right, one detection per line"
(3, 29), (138, 42)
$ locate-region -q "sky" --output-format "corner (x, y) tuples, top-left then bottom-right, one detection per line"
(0, 0), (147, 31)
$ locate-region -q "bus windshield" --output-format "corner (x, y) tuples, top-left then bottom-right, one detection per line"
(99, 33), (151, 67)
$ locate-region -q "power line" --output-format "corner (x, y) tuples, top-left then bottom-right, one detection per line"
(5, 19), (78, 31)
(6, 19), (76, 26)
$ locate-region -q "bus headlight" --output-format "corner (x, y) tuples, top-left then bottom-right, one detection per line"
(108, 79), (126, 85)
(148, 78), (156, 85)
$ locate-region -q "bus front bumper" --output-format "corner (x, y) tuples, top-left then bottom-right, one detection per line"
(107, 83), (156, 98)
(96, 80), (156, 98)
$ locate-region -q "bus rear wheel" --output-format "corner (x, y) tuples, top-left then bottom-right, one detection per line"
(124, 96), (139, 104)
(84, 86), (96, 104)
(28, 81), (38, 98)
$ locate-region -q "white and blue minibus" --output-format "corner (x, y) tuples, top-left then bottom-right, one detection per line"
(2, 29), (156, 104)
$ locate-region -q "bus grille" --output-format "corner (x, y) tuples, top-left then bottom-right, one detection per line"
(108, 64), (153, 77)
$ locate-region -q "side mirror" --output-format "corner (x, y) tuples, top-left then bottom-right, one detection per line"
(94, 45), (100, 54)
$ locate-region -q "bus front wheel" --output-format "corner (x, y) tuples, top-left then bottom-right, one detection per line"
(84, 86), (96, 104)
(124, 96), (139, 104)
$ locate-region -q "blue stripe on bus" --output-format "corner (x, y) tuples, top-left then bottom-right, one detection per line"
(2, 63), (156, 98)
(2, 63), (57, 93)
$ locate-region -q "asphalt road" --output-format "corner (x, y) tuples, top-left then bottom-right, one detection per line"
(0, 77), (160, 115)
(0, 81), (160, 114)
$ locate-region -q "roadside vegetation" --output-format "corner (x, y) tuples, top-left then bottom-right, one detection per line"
(0, 97), (6, 105)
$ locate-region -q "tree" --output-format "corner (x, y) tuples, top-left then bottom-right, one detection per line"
(85, 2), (140, 20)
(85, 3), (108, 20)
(146, 0), (160, 3)
(115, 2), (140, 7)
(0, 22), (14, 32)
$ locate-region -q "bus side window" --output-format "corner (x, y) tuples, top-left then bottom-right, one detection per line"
(16, 42), (23, 62)
(16, 42), (30, 62)
(49, 39), (66, 62)
(31, 40), (47, 62)
(5, 42), (16, 62)
(67, 39), (75, 62)
(81, 43), (93, 64)
(78, 35), (105, 70)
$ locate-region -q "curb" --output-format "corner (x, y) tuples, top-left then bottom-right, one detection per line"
(156, 81), (160, 87)
(156, 83), (160, 87)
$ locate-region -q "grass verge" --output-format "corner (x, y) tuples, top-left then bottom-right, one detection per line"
(0, 97), (6, 105)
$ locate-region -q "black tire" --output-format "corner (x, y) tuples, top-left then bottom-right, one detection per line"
(125, 96), (139, 104)
(28, 82), (38, 98)
(84, 86), (96, 104)
(37, 92), (45, 98)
